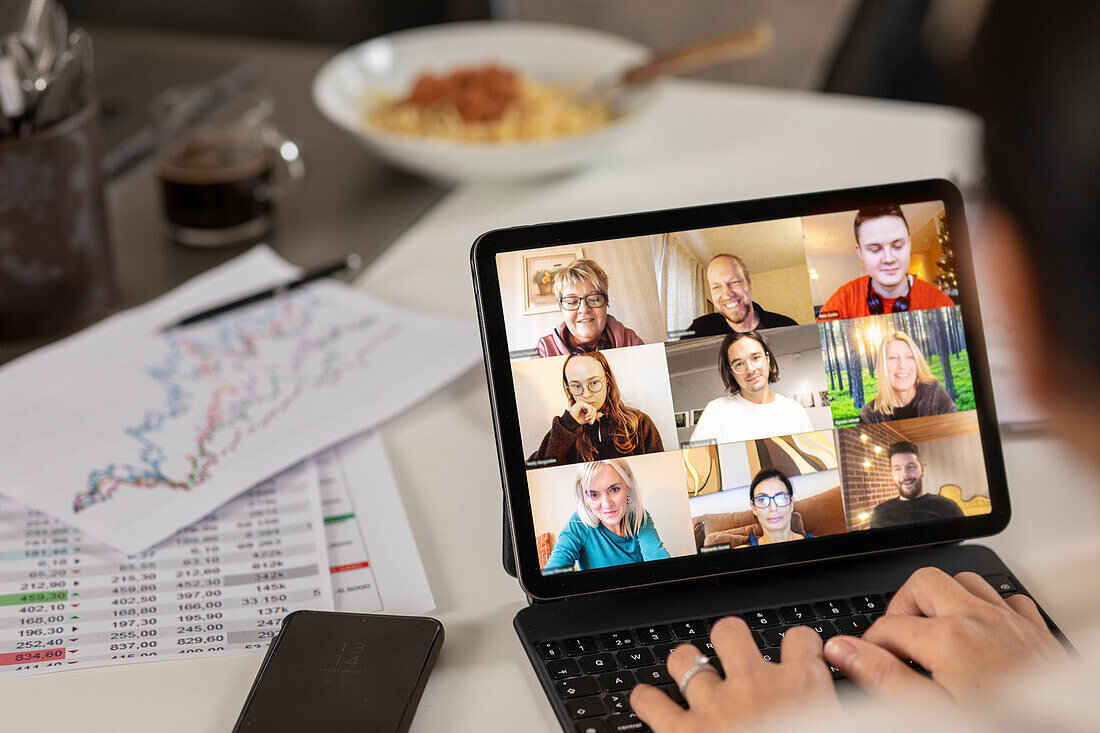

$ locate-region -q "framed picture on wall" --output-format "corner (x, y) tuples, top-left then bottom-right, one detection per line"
(522, 246), (584, 314)
(674, 411), (690, 429)
(692, 408), (705, 425)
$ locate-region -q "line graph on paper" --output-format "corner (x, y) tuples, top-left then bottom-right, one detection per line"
(0, 248), (481, 555)
(75, 292), (387, 513)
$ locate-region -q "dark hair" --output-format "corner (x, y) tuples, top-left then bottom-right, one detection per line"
(561, 352), (642, 461)
(853, 204), (909, 246)
(718, 331), (779, 394)
(887, 441), (921, 461)
(749, 468), (793, 501)
(959, 1), (1100, 375)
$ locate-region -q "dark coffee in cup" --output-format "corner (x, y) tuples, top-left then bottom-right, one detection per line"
(157, 136), (274, 247)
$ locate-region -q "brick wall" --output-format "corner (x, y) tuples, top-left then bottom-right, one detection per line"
(838, 423), (902, 530)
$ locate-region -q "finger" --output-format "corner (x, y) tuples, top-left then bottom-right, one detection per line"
(887, 566), (987, 619)
(861, 615), (953, 673)
(1004, 593), (1048, 629)
(665, 643), (722, 706)
(953, 571), (1009, 607)
(630, 683), (688, 732)
(824, 636), (951, 703)
(710, 616), (764, 677)
(778, 624), (824, 664)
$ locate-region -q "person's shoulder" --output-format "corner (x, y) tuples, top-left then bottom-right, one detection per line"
(819, 277), (867, 320)
(755, 303), (798, 327)
(686, 313), (727, 336)
(605, 314), (645, 346)
(911, 276), (955, 306)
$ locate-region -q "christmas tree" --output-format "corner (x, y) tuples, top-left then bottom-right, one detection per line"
(933, 213), (958, 298)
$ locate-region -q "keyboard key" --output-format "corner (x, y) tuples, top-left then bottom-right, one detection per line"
(779, 604), (817, 624)
(828, 662), (844, 680)
(653, 643), (678, 662)
(809, 620), (838, 640)
(557, 677), (600, 698)
(605, 692), (632, 713)
(814, 599), (852, 619)
(538, 641), (565, 660)
(743, 609), (782, 629)
(637, 664), (672, 685)
(849, 594), (886, 614)
(547, 658), (582, 680)
(984, 574), (1018, 594)
(634, 625), (673, 644)
(576, 720), (611, 733)
(599, 631), (637, 650)
(563, 636), (601, 656)
(834, 615), (872, 636)
(671, 620), (707, 639)
(761, 627), (788, 647)
(616, 648), (656, 668)
(580, 653), (618, 674)
(658, 683), (687, 707)
(760, 647), (779, 663)
(609, 712), (649, 732)
(567, 697), (607, 720)
(598, 670), (636, 692)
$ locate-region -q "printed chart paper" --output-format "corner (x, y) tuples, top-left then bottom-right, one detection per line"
(0, 432), (434, 678)
(0, 247), (481, 553)
(0, 461), (333, 678)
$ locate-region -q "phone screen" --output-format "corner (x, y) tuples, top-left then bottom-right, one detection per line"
(234, 611), (443, 732)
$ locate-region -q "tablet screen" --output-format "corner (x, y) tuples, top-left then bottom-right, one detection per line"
(491, 196), (993, 580)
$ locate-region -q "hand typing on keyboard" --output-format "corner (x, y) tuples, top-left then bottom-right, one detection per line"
(630, 616), (841, 732)
(823, 568), (1067, 704)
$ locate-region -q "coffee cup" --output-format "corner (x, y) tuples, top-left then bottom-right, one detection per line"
(153, 89), (305, 248)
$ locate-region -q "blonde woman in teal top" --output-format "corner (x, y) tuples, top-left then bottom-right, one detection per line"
(543, 458), (670, 573)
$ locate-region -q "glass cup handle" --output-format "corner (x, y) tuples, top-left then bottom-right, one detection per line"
(256, 124), (305, 201)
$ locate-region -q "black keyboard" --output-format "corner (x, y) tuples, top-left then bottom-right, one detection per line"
(533, 574), (1020, 733)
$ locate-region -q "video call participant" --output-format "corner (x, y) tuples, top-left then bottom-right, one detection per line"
(690, 332), (813, 445)
(860, 331), (958, 423)
(868, 441), (964, 529)
(682, 254), (798, 338)
(542, 458), (670, 572)
(818, 205), (954, 320)
(528, 352), (663, 466)
(736, 468), (810, 547)
(535, 258), (644, 357)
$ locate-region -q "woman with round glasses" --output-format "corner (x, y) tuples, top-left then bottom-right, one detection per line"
(859, 331), (958, 424)
(542, 458), (670, 572)
(535, 259), (644, 357)
(737, 468), (810, 547)
(529, 351), (663, 466)
(689, 331), (812, 445)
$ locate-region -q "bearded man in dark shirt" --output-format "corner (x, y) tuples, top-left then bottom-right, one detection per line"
(869, 441), (964, 529)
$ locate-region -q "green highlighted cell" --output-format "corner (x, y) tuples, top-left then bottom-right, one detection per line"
(0, 547), (68, 561)
(0, 590), (68, 607)
(323, 513), (355, 525)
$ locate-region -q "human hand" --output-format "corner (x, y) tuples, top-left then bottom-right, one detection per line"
(823, 568), (1067, 703)
(568, 400), (600, 425)
(631, 617), (840, 732)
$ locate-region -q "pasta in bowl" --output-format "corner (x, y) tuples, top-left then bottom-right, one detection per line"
(312, 22), (659, 181)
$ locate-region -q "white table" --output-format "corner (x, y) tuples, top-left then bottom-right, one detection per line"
(3, 80), (1098, 732)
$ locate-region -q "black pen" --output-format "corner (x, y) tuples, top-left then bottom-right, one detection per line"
(162, 254), (363, 331)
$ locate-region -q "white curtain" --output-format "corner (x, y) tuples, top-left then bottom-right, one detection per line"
(653, 232), (707, 337)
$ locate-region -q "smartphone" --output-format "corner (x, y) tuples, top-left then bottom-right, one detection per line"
(233, 610), (444, 732)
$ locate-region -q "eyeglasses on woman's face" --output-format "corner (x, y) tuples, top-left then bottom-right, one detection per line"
(559, 293), (607, 311)
(751, 492), (792, 509)
(567, 378), (605, 396)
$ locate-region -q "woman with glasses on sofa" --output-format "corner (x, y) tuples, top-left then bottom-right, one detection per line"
(535, 258), (644, 357)
(529, 351), (663, 467)
(737, 468), (810, 547)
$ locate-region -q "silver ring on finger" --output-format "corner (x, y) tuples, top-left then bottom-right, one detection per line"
(677, 654), (719, 694)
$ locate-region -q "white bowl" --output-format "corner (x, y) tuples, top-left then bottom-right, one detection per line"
(311, 21), (658, 182)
